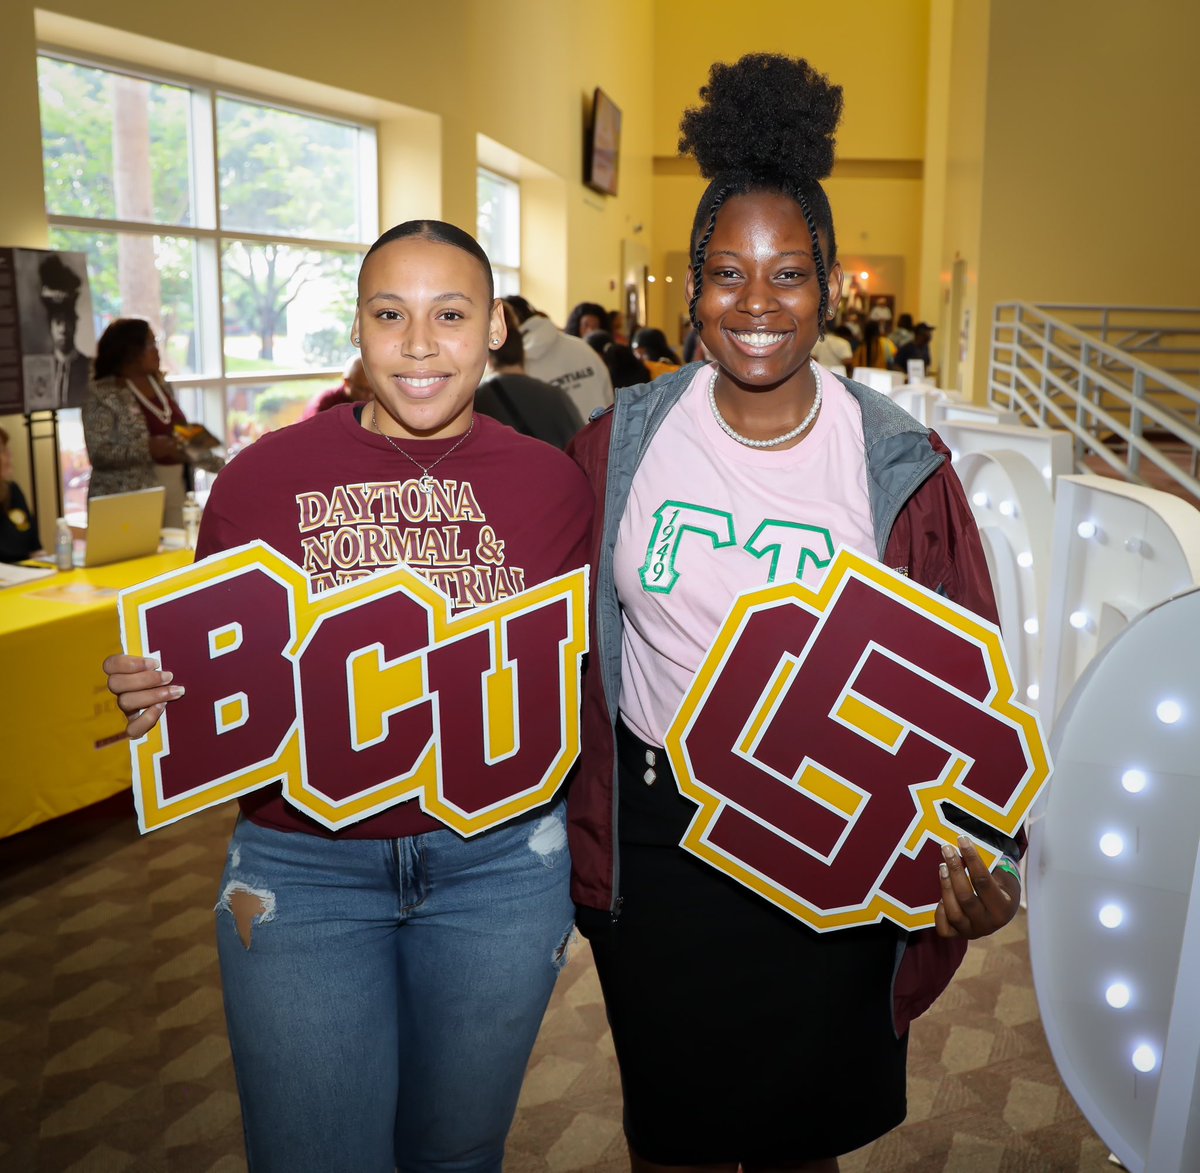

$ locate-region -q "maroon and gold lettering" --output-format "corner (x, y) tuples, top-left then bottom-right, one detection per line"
(119, 541), (588, 834)
(664, 548), (1049, 932)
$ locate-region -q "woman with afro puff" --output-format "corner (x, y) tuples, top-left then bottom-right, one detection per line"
(566, 54), (1024, 1170)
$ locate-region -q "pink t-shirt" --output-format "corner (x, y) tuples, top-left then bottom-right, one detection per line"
(614, 362), (876, 746)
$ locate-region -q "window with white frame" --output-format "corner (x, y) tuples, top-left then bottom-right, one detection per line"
(476, 167), (520, 298)
(37, 53), (377, 515)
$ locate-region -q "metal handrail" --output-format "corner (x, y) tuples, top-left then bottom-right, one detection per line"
(1023, 304), (1200, 379)
(989, 302), (1200, 499)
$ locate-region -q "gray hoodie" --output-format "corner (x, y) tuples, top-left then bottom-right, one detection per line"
(520, 315), (614, 421)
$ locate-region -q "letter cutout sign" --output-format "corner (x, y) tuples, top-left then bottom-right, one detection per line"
(118, 542), (588, 835)
(664, 548), (1050, 932)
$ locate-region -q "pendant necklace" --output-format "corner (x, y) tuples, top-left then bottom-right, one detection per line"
(708, 359), (823, 448)
(370, 403), (475, 493)
(127, 374), (174, 425)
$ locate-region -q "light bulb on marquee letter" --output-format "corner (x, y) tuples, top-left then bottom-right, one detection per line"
(956, 451), (1054, 710)
(1039, 476), (1200, 721)
(1029, 587), (1200, 1173)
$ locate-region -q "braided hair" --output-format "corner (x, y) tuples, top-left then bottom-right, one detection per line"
(679, 54), (843, 337)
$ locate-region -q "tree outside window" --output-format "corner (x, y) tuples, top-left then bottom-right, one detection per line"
(37, 54), (377, 514)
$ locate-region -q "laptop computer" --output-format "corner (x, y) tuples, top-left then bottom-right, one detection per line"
(84, 486), (166, 567)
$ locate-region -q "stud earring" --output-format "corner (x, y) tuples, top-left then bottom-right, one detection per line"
(352, 335), (360, 345)
(490, 337), (500, 346)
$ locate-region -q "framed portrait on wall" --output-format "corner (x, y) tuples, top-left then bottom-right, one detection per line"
(0, 248), (96, 413)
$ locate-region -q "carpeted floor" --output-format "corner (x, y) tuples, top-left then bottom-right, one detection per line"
(0, 793), (1115, 1172)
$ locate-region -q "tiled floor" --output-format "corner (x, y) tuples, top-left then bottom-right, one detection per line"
(1, 794), (1115, 1172)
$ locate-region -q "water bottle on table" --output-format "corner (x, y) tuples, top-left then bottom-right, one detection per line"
(182, 493), (201, 550)
(55, 518), (73, 571)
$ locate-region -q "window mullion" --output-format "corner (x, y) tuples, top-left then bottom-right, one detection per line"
(39, 48), (376, 481)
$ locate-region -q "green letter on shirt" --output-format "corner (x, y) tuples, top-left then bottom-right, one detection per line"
(639, 501), (736, 594)
(744, 520), (834, 584)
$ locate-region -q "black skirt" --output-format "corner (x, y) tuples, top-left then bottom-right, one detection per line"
(585, 721), (910, 1165)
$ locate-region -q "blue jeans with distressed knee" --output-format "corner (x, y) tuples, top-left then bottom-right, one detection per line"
(214, 799), (574, 1173)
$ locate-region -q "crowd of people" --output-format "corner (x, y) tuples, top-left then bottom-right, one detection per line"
(89, 49), (1025, 1173)
(811, 307), (936, 380)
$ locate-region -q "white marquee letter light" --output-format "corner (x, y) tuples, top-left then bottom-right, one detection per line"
(941, 420), (1073, 494)
(933, 400), (1020, 427)
(1028, 586), (1200, 1173)
(855, 368), (905, 394)
(892, 387), (954, 426)
(1040, 476), (1200, 721)
(955, 451), (1054, 707)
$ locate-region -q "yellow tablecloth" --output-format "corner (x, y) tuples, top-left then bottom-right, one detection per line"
(0, 550), (194, 838)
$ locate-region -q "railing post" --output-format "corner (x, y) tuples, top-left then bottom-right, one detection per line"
(1129, 369), (1145, 477)
(988, 305), (1001, 408)
(1009, 304), (1020, 412)
(1076, 342), (1090, 465)
(1040, 316), (1051, 424)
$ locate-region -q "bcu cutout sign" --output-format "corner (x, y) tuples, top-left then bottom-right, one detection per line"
(663, 548), (1051, 932)
(121, 544), (1048, 934)
(119, 542), (589, 835)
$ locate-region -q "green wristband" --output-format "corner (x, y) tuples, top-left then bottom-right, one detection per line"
(992, 854), (1022, 882)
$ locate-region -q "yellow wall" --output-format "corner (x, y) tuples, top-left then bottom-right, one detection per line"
(924, 0), (990, 394)
(653, 0), (931, 161)
(930, 0), (1200, 399)
(647, 0), (932, 339)
(970, 0), (1200, 398)
(1, 0), (657, 539)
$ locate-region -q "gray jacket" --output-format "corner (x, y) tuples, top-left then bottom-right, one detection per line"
(567, 361), (1010, 1033)
(588, 361), (948, 722)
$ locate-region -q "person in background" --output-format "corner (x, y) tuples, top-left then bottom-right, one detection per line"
(504, 295), (614, 423)
(850, 318), (897, 376)
(302, 355), (373, 418)
(475, 302), (584, 448)
(889, 312), (915, 351)
(810, 322), (853, 371)
(893, 321), (935, 376)
(83, 318), (172, 513)
(841, 307), (864, 344)
(84, 318), (221, 527)
(600, 342), (651, 391)
(632, 327), (682, 380)
(681, 327), (710, 365)
(564, 301), (608, 338)
(606, 308), (628, 345)
(567, 52), (1021, 1170)
(867, 295), (893, 333)
(583, 329), (614, 356)
(0, 425), (41, 563)
(38, 253), (91, 409)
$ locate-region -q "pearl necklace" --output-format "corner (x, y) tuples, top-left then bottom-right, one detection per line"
(127, 375), (174, 425)
(708, 360), (823, 448)
(370, 403), (475, 493)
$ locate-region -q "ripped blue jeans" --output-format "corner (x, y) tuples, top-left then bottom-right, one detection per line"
(214, 800), (573, 1173)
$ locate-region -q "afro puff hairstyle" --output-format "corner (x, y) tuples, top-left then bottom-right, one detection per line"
(678, 54), (844, 334)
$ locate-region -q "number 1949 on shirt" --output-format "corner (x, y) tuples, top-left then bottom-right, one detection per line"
(118, 541), (588, 835)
